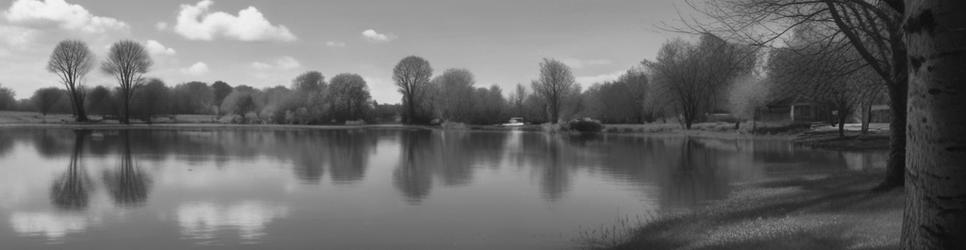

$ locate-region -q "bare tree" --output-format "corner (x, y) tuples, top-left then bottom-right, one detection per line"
(531, 58), (576, 124)
(618, 68), (650, 123)
(47, 40), (95, 122)
(102, 40), (152, 124)
(647, 35), (755, 129)
(682, 0), (907, 189)
(902, 0), (966, 248)
(392, 56), (433, 124)
(509, 84), (527, 118)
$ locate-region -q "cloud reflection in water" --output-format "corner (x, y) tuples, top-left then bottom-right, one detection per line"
(176, 201), (288, 243)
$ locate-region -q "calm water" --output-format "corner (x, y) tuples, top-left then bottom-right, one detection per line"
(0, 128), (885, 249)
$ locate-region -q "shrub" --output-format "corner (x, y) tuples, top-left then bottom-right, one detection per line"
(568, 118), (604, 133)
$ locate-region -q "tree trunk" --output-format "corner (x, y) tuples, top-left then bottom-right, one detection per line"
(69, 93), (88, 122)
(122, 96), (131, 125)
(877, 79), (908, 190)
(406, 93), (415, 124)
(752, 109), (759, 134)
(549, 100), (559, 124)
(901, 0), (966, 248)
(861, 102), (872, 134)
(838, 114), (846, 138)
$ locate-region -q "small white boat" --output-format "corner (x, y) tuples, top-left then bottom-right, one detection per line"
(501, 117), (525, 127)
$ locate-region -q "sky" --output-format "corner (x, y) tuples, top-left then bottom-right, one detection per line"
(0, 0), (702, 104)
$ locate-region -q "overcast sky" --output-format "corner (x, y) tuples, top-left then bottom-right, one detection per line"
(0, 0), (700, 104)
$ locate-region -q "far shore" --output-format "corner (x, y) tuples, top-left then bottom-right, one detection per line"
(0, 111), (891, 150)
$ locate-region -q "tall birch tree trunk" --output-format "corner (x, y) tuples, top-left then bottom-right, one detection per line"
(901, 0), (966, 248)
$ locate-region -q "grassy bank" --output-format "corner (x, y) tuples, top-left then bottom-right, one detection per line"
(0, 111), (429, 131)
(579, 171), (902, 250)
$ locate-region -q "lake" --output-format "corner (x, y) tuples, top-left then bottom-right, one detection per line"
(0, 128), (886, 249)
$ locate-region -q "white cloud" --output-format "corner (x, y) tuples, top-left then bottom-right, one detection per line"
(361, 29), (396, 43)
(145, 40), (176, 56)
(562, 58), (613, 69)
(2, 0), (128, 33)
(576, 70), (624, 85)
(172, 0), (296, 42)
(155, 22), (168, 31)
(251, 56), (300, 70)
(324, 41), (346, 47)
(181, 62), (209, 75)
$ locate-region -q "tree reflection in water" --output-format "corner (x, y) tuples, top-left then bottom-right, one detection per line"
(49, 130), (94, 210)
(661, 138), (729, 209)
(102, 131), (151, 207)
(0, 130), (13, 157)
(534, 134), (571, 202)
(392, 130), (513, 204)
(393, 130), (435, 204)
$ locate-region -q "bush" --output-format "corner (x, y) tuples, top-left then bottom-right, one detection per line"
(567, 118), (604, 133)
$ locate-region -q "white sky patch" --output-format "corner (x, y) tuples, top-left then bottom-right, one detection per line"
(364, 76), (400, 104)
(0, 24), (38, 52)
(155, 22), (168, 31)
(172, 0), (296, 42)
(324, 41), (346, 47)
(2, 0), (128, 34)
(251, 56), (300, 71)
(361, 29), (395, 43)
(145, 40), (176, 56)
(576, 70), (624, 85)
(181, 62), (209, 76)
(562, 58), (613, 69)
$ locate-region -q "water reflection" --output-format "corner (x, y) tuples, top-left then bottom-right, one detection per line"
(661, 139), (729, 208)
(49, 130), (93, 210)
(394, 130), (435, 204)
(8, 212), (99, 240)
(177, 201), (288, 242)
(0, 131), (12, 157)
(101, 131), (151, 207)
(0, 128), (889, 248)
(529, 134), (573, 202)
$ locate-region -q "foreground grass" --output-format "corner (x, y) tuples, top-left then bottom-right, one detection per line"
(580, 172), (902, 250)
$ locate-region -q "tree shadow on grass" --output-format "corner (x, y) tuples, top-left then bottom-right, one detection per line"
(584, 172), (902, 250)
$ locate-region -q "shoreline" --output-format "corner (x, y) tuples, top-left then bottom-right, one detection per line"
(0, 119), (891, 151)
(0, 122), (793, 138)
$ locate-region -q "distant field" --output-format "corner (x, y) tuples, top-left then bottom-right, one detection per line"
(0, 111), (77, 124)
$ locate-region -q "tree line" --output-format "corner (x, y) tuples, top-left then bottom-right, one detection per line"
(2, 37), (878, 129)
(0, 39), (401, 124)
